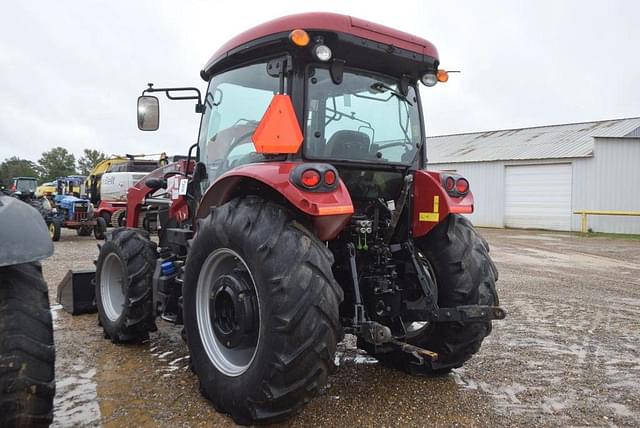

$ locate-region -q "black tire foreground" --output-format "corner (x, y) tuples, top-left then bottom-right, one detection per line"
(184, 196), (343, 425)
(0, 262), (55, 427)
(96, 228), (157, 343)
(373, 214), (499, 374)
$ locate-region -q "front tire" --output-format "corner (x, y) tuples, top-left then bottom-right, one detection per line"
(95, 228), (157, 342)
(184, 196), (343, 425)
(0, 262), (55, 427)
(373, 214), (498, 374)
(48, 220), (61, 242)
(100, 211), (112, 227)
(94, 217), (107, 240)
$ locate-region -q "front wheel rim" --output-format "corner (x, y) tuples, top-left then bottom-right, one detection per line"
(48, 223), (55, 238)
(100, 252), (126, 322)
(196, 248), (260, 377)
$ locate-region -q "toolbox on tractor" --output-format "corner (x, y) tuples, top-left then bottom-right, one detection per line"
(91, 12), (505, 425)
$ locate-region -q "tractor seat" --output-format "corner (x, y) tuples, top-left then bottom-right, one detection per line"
(326, 130), (371, 159)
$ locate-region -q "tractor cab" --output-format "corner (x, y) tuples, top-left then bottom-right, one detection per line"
(9, 176), (38, 198)
(137, 13), (463, 239)
(141, 14), (441, 190)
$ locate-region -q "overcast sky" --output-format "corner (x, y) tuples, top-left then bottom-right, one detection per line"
(0, 0), (638, 163)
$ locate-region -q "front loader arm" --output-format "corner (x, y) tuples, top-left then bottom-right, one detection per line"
(126, 160), (194, 228)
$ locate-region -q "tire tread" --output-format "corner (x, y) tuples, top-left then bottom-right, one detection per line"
(0, 262), (55, 427)
(185, 196), (343, 425)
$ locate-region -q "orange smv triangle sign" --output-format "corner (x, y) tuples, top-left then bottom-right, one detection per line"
(251, 94), (303, 154)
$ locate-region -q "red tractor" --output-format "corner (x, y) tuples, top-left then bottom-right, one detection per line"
(95, 12), (505, 424)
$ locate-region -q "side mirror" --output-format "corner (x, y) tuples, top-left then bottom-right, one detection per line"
(137, 96), (159, 131)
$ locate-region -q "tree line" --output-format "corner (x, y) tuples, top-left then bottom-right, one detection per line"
(0, 147), (107, 184)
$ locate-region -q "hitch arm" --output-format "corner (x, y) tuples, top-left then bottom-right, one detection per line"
(347, 243), (365, 325)
(403, 240), (507, 323)
(437, 305), (506, 322)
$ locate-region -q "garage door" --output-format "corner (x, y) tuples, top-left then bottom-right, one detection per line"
(504, 163), (572, 230)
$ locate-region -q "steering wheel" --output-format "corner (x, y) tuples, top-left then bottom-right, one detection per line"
(221, 126), (259, 172)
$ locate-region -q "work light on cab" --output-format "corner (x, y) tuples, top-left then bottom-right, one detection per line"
(312, 44), (332, 61)
(422, 69), (450, 86)
(421, 72), (437, 87)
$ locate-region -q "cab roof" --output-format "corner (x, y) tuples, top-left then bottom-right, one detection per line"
(202, 12), (439, 78)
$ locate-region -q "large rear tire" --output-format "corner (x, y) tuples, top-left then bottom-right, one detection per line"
(183, 196), (343, 425)
(372, 214), (498, 374)
(0, 262), (55, 427)
(95, 228), (157, 342)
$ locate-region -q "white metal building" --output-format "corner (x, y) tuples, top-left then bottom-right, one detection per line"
(426, 117), (640, 234)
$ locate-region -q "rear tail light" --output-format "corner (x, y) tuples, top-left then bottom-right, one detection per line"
(301, 169), (321, 188)
(440, 173), (470, 197)
(291, 163), (339, 192)
(455, 178), (469, 194)
(324, 170), (336, 186)
(445, 176), (455, 192)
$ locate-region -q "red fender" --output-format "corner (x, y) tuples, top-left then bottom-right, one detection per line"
(196, 162), (354, 240)
(412, 170), (474, 237)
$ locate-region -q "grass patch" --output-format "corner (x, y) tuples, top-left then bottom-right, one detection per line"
(570, 231), (640, 241)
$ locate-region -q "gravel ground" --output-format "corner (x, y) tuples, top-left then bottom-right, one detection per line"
(43, 227), (640, 427)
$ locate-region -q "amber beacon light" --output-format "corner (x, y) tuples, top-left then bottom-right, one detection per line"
(289, 29), (310, 46)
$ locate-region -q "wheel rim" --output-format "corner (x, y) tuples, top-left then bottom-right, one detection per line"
(196, 248), (260, 377)
(48, 223), (55, 238)
(100, 253), (126, 322)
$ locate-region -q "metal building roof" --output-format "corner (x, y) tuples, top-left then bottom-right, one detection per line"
(427, 117), (640, 164)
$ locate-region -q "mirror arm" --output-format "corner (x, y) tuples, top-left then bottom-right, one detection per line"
(143, 83), (204, 113)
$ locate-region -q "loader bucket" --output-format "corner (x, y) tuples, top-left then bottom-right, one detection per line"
(56, 269), (97, 315)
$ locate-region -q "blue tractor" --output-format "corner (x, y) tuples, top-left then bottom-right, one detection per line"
(45, 193), (106, 241)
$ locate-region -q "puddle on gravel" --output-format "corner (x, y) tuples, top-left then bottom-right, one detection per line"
(449, 294), (640, 426)
(51, 308), (101, 427)
(492, 244), (640, 273)
(335, 334), (379, 366)
(52, 366), (100, 427)
(508, 234), (574, 241)
(50, 303), (63, 321)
